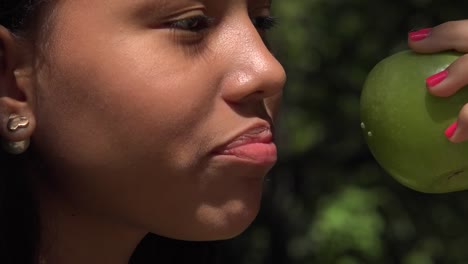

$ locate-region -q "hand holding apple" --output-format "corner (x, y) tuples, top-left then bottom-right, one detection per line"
(360, 20), (468, 193)
(408, 20), (468, 143)
(361, 51), (468, 193)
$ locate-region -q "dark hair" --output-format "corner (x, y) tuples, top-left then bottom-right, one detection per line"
(0, 0), (43, 32)
(0, 1), (220, 263)
(1, 2), (45, 264)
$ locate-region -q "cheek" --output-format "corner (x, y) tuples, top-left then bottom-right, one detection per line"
(30, 19), (267, 240)
(32, 37), (222, 230)
(33, 34), (219, 174)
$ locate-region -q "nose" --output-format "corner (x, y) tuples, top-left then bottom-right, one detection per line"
(219, 15), (287, 104)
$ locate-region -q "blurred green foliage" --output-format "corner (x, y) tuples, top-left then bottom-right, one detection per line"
(215, 1), (468, 264)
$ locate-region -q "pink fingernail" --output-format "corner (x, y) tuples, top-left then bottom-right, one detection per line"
(445, 121), (458, 139)
(426, 70), (448, 88)
(409, 28), (432, 41)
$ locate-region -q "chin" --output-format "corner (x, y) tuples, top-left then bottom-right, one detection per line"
(178, 191), (263, 242)
(149, 174), (265, 241)
(203, 200), (261, 241)
(196, 178), (264, 241)
(154, 200), (260, 242)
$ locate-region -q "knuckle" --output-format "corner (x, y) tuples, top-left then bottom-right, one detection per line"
(449, 54), (468, 71)
(448, 55), (468, 87)
(438, 21), (468, 51)
(456, 103), (468, 143)
(458, 53), (468, 61)
(440, 20), (466, 32)
(459, 103), (468, 122)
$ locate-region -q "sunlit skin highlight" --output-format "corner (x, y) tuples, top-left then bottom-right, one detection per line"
(0, 0), (287, 263)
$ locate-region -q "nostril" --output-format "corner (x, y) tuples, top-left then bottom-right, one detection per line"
(225, 91), (265, 104)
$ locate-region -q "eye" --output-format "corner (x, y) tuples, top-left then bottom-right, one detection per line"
(251, 16), (278, 31)
(167, 15), (215, 32)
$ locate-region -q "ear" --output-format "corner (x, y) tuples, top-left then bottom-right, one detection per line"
(0, 26), (36, 143)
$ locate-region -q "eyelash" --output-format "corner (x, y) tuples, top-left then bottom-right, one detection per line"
(252, 16), (278, 31)
(167, 15), (215, 33)
(167, 15), (278, 33)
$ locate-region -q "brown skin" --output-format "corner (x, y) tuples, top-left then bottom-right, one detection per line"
(0, 0), (286, 263)
(408, 20), (468, 143)
(1, 0), (465, 263)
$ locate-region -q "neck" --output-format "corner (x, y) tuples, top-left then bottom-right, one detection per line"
(38, 186), (147, 264)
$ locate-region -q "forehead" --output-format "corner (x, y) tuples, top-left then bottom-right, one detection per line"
(48, 0), (273, 29)
(124, 0), (271, 9)
(68, 0), (271, 12)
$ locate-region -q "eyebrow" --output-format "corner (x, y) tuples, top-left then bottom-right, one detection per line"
(132, 0), (172, 14)
(129, 0), (184, 22)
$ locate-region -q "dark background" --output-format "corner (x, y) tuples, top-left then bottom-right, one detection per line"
(216, 1), (468, 264)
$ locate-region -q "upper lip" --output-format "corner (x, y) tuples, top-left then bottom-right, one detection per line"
(213, 121), (274, 154)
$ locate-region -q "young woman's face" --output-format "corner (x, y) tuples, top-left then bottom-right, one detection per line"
(32, 0), (285, 240)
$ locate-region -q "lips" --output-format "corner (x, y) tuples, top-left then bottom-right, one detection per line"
(213, 125), (277, 166)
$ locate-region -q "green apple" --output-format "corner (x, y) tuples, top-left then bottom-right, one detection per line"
(360, 50), (468, 193)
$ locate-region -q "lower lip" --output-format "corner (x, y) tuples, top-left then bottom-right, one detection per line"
(215, 142), (277, 165)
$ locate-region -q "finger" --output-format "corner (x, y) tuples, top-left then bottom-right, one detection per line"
(425, 54), (468, 97)
(446, 103), (468, 143)
(408, 20), (468, 53)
